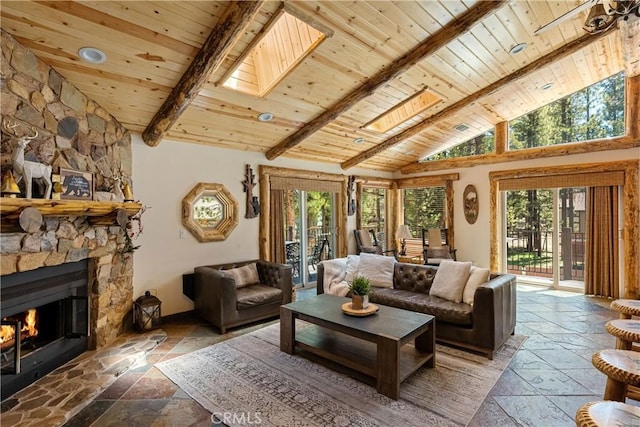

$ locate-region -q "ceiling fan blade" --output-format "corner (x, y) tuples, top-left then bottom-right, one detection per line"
(534, 0), (600, 35)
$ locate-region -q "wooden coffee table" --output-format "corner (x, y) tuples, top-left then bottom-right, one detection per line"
(280, 294), (435, 400)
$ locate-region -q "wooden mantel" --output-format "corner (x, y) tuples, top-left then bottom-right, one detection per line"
(0, 199), (142, 220)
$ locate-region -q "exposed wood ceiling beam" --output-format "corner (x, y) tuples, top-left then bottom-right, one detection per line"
(142, 1), (265, 147)
(264, 0), (506, 161)
(342, 27), (615, 171)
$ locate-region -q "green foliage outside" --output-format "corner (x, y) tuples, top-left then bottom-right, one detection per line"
(510, 71), (624, 149)
(361, 187), (385, 231)
(403, 187), (445, 236)
(427, 130), (495, 161)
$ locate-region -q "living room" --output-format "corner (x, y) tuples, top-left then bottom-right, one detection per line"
(1, 1), (639, 426)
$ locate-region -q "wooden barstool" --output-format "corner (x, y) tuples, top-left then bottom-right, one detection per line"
(605, 319), (640, 350)
(575, 401), (640, 427)
(592, 349), (640, 402)
(611, 299), (640, 319)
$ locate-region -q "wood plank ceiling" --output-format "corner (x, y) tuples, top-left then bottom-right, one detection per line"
(1, 1), (634, 172)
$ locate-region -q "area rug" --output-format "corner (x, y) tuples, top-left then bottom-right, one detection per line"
(157, 324), (525, 427)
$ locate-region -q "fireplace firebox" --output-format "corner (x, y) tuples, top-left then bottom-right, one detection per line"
(1, 260), (89, 400)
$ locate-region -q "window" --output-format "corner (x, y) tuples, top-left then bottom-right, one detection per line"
(509, 72), (625, 150)
(425, 129), (495, 161)
(364, 89), (442, 133)
(360, 187), (386, 233)
(402, 186), (446, 236)
(221, 8), (328, 97)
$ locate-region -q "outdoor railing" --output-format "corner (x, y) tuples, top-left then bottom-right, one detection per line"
(506, 229), (585, 280)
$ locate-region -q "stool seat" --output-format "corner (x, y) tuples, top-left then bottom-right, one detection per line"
(605, 319), (640, 350)
(611, 299), (640, 319)
(575, 401), (640, 427)
(592, 349), (640, 401)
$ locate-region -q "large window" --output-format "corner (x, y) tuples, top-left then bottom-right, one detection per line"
(360, 187), (386, 233)
(510, 72), (625, 150)
(425, 129), (495, 161)
(402, 186), (446, 236)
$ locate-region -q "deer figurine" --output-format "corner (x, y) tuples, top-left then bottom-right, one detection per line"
(4, 121), (52, 199)
(95, 176), (124, 202)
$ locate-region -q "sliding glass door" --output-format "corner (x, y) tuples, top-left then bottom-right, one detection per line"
(504, 187), (586, 290)
(283, 190), (335, 287)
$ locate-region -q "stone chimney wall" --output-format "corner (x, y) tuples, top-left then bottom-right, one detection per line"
(1, 31), (135, 349)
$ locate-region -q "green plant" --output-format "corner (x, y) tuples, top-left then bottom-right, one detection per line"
(348, 275), (371, 296)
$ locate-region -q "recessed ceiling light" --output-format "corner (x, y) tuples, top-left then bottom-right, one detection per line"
(257, 112), (274, 122)
(509, 43), (528, 55)
(453, 123), (469, 132)
(540, 82), (554, 91)
(78, 47), (107, 64)
(353, 137), (364, 144)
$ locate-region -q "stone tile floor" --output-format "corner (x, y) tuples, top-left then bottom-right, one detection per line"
(1, 284), (638, 426)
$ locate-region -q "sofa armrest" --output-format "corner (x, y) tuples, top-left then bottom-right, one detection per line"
(317, 262), (326, 295)
(472, 273), (517, 349)
(257, 260), (293, 304)
(194, 266), (238, 325)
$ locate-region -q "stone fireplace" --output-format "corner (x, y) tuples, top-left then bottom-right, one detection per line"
(0, 216), (135, 399)
(1, 31), (138, 399)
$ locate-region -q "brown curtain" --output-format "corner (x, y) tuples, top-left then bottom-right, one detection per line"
(585, 186), (619, 298)
(270, 189), (285, 264)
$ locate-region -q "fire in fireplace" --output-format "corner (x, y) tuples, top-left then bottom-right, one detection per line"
(1, 260), (89, 400)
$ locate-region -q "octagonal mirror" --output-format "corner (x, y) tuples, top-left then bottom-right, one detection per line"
(182, 183), (238, 242)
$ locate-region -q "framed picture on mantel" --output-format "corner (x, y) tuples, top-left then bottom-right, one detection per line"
(59, 168), (93, 201)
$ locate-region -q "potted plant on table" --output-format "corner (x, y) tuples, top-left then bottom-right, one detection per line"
(349, 275), (371, 310)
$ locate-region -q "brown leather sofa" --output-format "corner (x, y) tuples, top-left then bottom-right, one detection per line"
(194, 260), (292, 333)
(317, 261), (516, 359)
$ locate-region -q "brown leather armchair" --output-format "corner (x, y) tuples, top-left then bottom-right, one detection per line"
(193, 260), (292, 333)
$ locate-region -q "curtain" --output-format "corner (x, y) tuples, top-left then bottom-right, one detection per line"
(585, 186), (619, 298)
(270, 189), (285, 264)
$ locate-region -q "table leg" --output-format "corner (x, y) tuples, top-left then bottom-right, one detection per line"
(280, 306), (295, 355)
(415, 321), (436, 368)
(377, 335), (400, 400)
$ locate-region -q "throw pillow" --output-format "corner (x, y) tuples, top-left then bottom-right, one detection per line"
(429, 260), (472, 303)
(357, 252), (395, 288)
(225, 263), (259, 288)
(462, 266), (491, 305)
(345, 254), (360, 283)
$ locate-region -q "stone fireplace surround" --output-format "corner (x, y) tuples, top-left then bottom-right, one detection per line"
(1, 29), (136, 352)
(1, 216), (134, 351)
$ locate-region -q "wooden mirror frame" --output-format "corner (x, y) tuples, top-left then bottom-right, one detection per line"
(182, 183), (238, 242)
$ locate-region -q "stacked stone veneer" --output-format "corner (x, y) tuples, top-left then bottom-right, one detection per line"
(1, 31), (135, 349)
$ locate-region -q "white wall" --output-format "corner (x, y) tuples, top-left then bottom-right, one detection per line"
(131, 135), (388, 316)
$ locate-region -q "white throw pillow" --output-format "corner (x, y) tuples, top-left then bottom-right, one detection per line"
(225, 263), (259, 288)
(345, 254), (360, 283)
(462, 266), (491, 306)
(357, 252), (395, 288)
(429, 260), (472, 303)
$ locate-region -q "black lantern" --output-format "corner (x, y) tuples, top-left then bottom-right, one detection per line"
(133, 291), (161, 332)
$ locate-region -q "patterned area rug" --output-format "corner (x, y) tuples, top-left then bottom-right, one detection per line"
(157, 324), (525, 427)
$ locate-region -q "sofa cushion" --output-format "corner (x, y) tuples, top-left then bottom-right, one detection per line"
(463, 266), (491, 305)
(358, 252), (395, 288)
(429, 260), (472, 303)
(371, 288), (472, 326)
(225, 263), (259, 288)
(236, 284), (282, 310)
(394, 263), (436, 294)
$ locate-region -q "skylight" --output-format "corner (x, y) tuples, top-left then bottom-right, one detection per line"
(364, 89), (442, 133)
(221, 9), (328, 97)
